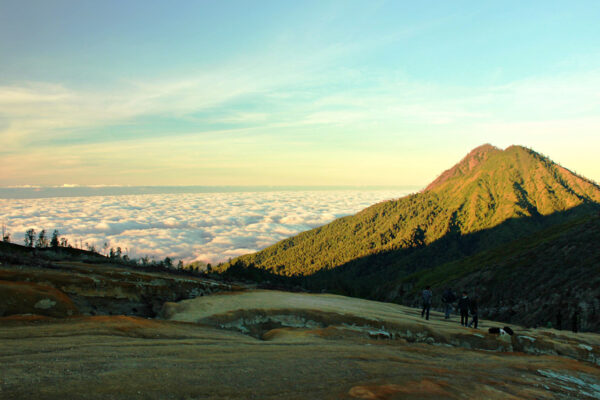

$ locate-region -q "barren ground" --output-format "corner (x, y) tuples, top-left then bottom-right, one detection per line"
(2, 289), (599, 399)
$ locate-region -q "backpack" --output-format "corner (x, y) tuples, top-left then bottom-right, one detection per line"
(443, 291), (455, 303)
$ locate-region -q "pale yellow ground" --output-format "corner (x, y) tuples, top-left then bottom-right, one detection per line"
(1, 290), (599, 400)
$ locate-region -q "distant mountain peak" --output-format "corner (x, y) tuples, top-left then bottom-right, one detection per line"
(425, 144), (501, 191)
(471, 143), (499, 153)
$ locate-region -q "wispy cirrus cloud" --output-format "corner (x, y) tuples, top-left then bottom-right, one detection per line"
(2, 45), (599, 140)
(5, 47), (597, 151)
(0, 31), (378, 151)
(2, 1), (600, 187)
(0, 72), (271, 150)
(3, 67), (600, 186)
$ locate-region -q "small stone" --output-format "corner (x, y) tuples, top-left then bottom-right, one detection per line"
(34, 299), (56, 309)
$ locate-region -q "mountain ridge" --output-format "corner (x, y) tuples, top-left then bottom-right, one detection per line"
(218, 144), (600, 278)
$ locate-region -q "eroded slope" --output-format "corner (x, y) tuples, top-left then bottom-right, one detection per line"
(163, 290), (600, 365)
(0, 261), (237, 318)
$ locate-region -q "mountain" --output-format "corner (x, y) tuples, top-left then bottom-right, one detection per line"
(216, 144), (600, 329)
(219, 144), (599, 274)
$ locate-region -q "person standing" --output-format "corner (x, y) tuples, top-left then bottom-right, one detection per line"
(458, 291), (470, 327)
(468, 295), (479, 329)
(442, 288), (456, 319)
(421, 286), (433, 320)
(571, 307), (580, 333)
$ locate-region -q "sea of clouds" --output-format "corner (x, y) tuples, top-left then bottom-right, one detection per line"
(1, 190), (409, 264)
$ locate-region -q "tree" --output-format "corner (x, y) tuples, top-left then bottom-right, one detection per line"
(163, 257), (173, 268)
(177, 260), (184, 270)
(50, 230), (60, 248)
(36, 230), (49, 248)
(60, 237), (69, 247)
(24, 229), (36, 247)
(1, 222), (9, 242)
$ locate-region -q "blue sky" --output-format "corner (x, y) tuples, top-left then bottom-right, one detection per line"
(1, 1), (599, 186)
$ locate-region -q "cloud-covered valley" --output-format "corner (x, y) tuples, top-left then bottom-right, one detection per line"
(1, 190), (407, 265)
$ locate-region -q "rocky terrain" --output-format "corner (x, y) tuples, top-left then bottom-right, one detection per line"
(163, 290), (600, 366)
(1, 286), (599, 399)
(0, 258), (237, 319)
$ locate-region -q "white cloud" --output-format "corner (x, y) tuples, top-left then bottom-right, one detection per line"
(0, 40), (358, 153)
(0, 190), (407, 264)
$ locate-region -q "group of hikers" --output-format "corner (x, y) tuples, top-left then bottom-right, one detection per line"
(420, 286), (479, 329)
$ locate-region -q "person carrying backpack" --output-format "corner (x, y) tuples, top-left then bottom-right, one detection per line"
(421, 286), (433, 320)
(458, 291), (470, 327)
(441, 288), (456, 319)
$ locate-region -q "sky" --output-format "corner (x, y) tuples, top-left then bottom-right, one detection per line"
(1, 1), (599, 187)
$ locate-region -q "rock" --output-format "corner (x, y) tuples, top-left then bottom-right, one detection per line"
(518, 335), (536, 343)
(368, 330), (391, 339)
(34, 299), (57, 310)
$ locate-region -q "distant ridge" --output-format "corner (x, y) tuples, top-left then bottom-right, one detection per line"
(0, 185), (417, 199)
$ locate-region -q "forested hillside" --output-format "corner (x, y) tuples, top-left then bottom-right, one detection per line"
(217, 145), (600, 278)
(389, 211), (600, 331)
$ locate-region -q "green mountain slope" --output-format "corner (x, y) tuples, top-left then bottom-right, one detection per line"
(218, 145), (600, 284)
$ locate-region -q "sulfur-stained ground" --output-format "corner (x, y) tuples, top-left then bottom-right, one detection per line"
(1, 290), (599, 399)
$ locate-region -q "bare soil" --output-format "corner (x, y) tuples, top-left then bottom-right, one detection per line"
(2, 290), (599, 399)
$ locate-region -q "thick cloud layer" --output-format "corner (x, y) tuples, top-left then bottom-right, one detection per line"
(1, 190), (408, 264)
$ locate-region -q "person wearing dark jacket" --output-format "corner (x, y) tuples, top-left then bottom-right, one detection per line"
(458, 292), (470, 327)
(441, 288), (456, 319)
(421, 286), (433, 320)
(468, 296), (479, 329)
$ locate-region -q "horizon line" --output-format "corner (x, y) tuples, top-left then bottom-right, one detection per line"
(0, 185), (421, 200)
